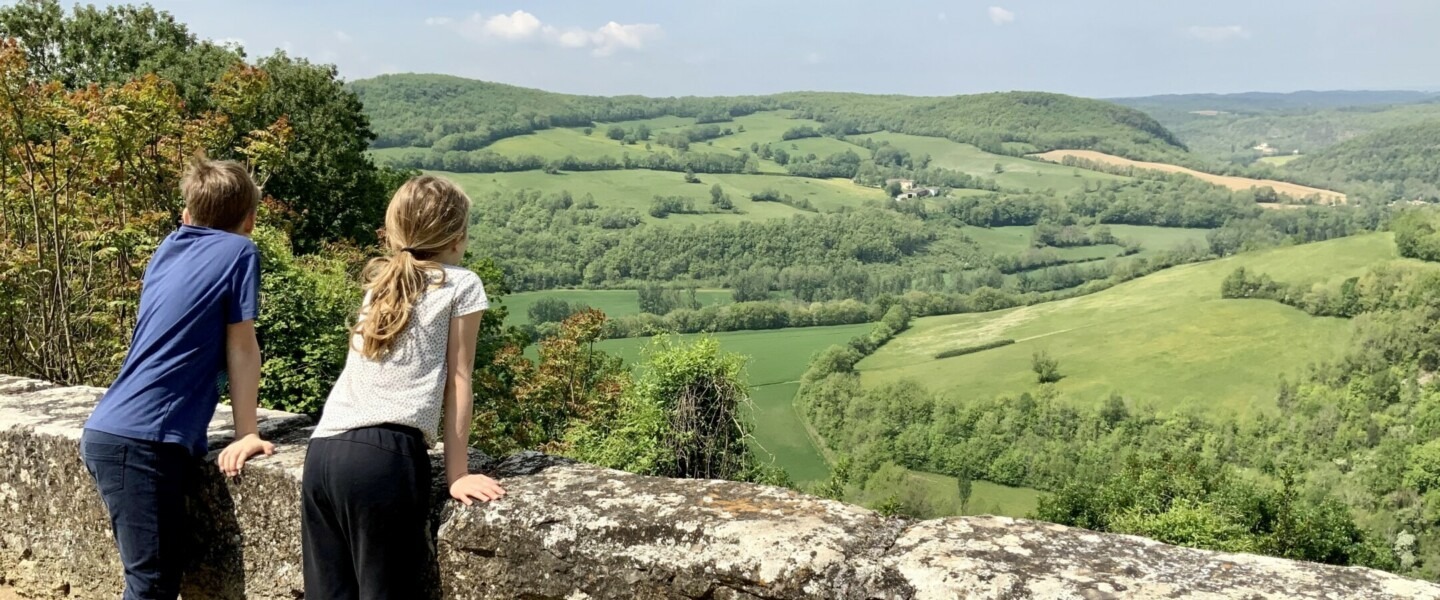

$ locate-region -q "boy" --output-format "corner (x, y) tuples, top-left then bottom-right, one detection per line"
(81, 159), (275, 600)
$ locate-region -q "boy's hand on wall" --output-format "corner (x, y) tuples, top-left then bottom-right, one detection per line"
(218, 433), (276, 477)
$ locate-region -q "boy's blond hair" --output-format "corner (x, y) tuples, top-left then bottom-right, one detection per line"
(181, 159), (260, 231)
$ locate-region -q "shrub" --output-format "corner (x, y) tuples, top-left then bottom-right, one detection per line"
(934, 339), (1015, 359)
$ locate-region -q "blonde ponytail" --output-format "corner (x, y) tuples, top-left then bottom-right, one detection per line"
(356, 176), (472, 359)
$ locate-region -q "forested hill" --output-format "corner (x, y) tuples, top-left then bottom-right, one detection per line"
(1286, 121), (1440, 201)
(348, 74), (1185, 159)
(1111, 90), (1440, 115)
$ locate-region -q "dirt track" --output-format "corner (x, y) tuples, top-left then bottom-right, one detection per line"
(1032, 149), (1346, 205)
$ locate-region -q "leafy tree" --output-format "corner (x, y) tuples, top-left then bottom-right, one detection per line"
(565, 336), (785, 484)
(0, 0), (239, 109)
(243, 53), (396, 252)
(529, 297), (583, 324)
(684, 168), (700, 184)
(473, 310), (627, 456)
(1393, 210), (1440, 262)
(0, 40), (292, 386)
(607, 125), (626, 140)
(1032, 350), (1061, 383)
(0, 2), (395, 252)
(993, 163), (1005, 174)
(957, 470), (974, 514)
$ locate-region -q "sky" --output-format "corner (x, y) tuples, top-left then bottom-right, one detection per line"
(127, 0), (1440, 98)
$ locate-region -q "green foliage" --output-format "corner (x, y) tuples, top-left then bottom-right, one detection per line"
(0, 2), (394, 254)
(0, 0), (239, 110)
(243, 53), (396, 252)
(250, 229), (360, 413)
(1031, 350), (1061, 383)
(636, 285), (701, 316)
(1394, 210), (1440, 262)
(1404, 440), (1440, 495)
(565, 336), (786, 485)
(934, 339), (1015, 360)
(1289, 122), (1440, 202)
(527, 297), (588, 325)
(352, 75), (1184, 160)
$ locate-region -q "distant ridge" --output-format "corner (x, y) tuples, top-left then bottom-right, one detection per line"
(349, 74), (1186, 161)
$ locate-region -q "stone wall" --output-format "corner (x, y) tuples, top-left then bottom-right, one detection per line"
(3, 374), (1439, 599)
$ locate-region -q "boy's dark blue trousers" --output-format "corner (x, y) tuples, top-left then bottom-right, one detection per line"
(80, 428), (192, 600)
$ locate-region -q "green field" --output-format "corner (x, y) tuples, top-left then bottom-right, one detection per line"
(439, 169), (888, 224)
(860, 234), (1398, 416)
(706, 111), (827, 152)
(487, 127), (679, 161)
(862, 131), (1130, 194)
(1258, 154), (1302, 166)
(901, 471), (1039, 518)
(501, 289), (735, 326)
(595, 323), (873, 483)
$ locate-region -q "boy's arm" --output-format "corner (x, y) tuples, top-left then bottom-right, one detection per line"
(444, 310), (505, 505)
(218, 320), (274, 477)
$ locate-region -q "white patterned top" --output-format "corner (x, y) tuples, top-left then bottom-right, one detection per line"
(312, 264), (488, 444)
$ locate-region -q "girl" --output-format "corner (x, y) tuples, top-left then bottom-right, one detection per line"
(302, 175), (506, 599)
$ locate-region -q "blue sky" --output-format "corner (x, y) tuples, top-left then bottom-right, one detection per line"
(137, 0), (1440, 98)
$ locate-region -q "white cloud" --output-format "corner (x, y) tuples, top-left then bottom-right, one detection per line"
(988, 6), (1015, 26)
(482, 10), (543, 40)
(431, 10), (661, 56)
(334, 30), (352, 43)
(1187, 25), (1251, 42)
(588, 22), (662, 56)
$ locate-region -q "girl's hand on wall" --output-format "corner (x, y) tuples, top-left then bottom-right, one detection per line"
(450, 473), (506, 505)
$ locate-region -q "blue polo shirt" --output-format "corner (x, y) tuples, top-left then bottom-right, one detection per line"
(85, 225), (261, 456)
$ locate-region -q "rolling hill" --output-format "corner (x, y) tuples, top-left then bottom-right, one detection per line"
(857, 233), (1400, 416)
(351, 74), (1186, 160)
(1032, 149), (1346, 204)
(1286, 121), (1440, 201)
(1112, 90), (1440, 160)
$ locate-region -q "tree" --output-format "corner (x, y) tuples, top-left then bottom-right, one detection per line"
(1032, 350), (1061, 383)
(0, 2), (395, 252)
(957, 470), (974, 515)
(0, 39), (293, 385)
(607, 125), (626, 140)
(528, 298), (580, 324)
(885, 181), (903, 197)
(243, 52), (396, 252)
(564, 336), (785, 485)
(994, 163), (1005, 174)
(474, 310), (627, 456)
(709, 184), (732, 210)
(684, 168), (701, 184)
(0, 0), (239, 110)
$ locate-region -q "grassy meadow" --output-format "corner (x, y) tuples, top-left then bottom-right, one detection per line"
(594, 323), (874, 483)
(440, 169), (888, 225)
(861, 131), (1130, 194)
(859, 234), (1398, 416)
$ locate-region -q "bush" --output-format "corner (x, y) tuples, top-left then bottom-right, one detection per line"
(1394, 210), (1440, 262)
(564, 336), (785, 485)
(252, 228), (362, 414)
(934, 339), (1015, 359)
(1032, 350), (1061, 383)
